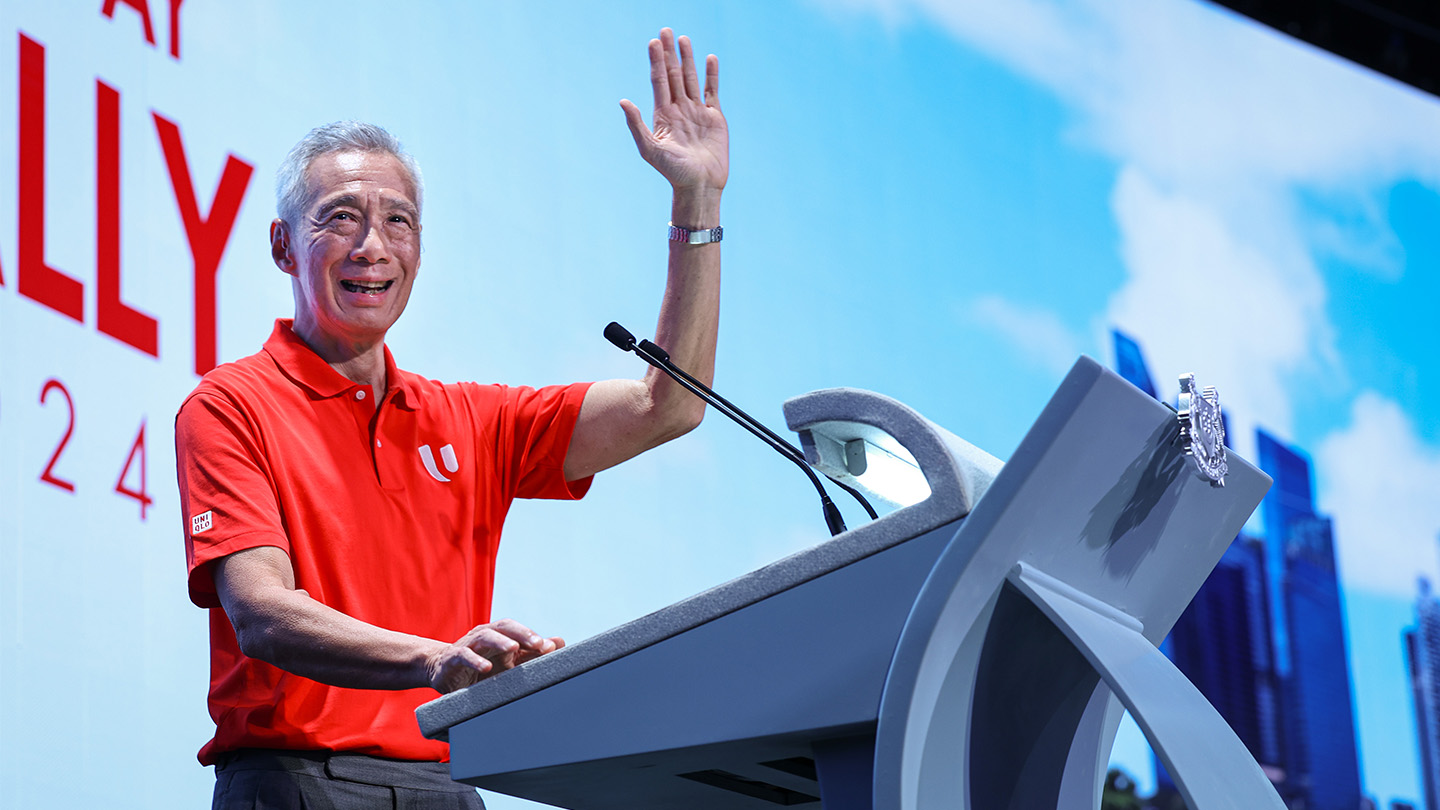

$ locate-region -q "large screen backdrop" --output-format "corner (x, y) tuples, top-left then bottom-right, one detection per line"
(2, 2), (1438, 808)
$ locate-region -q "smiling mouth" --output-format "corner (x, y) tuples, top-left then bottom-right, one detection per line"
(341, 280), (394, 294)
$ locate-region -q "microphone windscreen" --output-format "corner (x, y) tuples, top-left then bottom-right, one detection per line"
(638, 339), (671, 363)
(604, 321), (637, 351)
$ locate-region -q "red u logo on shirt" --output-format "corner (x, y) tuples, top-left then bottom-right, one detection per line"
(418, 444), (459, 483)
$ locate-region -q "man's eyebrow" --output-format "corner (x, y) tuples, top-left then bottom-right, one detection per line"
(313, 194), (361, 218)
(380, 195), (419, 218)
(311, 194), (418, 220)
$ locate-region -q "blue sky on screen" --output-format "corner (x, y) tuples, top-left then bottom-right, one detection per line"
(210, 1), (1436, 806)
(2, 1), (1437, 807)
(781, 1), (1440, 804)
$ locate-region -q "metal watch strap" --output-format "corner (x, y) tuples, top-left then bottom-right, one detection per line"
(668, 222), (723, 245)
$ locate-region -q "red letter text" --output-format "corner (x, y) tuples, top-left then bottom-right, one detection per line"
(19, 33), (85, 324)
(153, 113), (254, 376)
(169, 0), (185, 60)
(101, 0), (157, 48)
(97, 80), (159, 357)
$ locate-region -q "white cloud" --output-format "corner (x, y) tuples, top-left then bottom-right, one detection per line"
(967, 294), (1085, 376)
(828, 0), (1440, 441)
(1105, 167), (1333, 452)
(870, 0), (1440, 192)
(1317, 392), (1440, 596)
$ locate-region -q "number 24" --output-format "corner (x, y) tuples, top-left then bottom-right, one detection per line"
(38, 378), (153, 520)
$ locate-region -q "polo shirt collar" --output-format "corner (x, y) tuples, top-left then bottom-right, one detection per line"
(263, 319), (420, 410)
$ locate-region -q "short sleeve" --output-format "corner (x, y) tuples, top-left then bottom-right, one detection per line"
(175, 392), (290, 608)
(478, 381), (593, 502)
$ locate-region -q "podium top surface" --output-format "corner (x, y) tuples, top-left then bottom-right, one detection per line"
(417, 387), (1004, 739)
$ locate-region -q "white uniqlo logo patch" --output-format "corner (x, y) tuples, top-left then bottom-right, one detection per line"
(192, 510), (214, 534)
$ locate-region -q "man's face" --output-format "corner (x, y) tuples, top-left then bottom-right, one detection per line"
(272, 150), (421, 353)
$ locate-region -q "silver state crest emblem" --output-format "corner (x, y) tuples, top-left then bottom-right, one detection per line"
(1178, 373), (1227, 487)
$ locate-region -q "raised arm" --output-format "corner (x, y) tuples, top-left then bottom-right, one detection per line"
(563, 27), (728, 482)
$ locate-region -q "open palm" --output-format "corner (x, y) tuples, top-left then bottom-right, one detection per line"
(621, 29), (729, 193)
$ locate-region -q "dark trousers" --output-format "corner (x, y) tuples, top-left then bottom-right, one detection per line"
(213, 750), (485, 810)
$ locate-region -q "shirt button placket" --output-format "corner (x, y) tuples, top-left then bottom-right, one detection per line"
(372, 392), (411, 493)
(370, 390), (399, 489)
(350, 387), (383, 484)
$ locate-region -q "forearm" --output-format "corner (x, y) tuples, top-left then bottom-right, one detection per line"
(561, 28), (728, 480)
(648, 186), (723, 426)
(227, 582), (441, 691)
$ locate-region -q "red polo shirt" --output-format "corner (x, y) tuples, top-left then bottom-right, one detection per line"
(175, 319), (591, 765)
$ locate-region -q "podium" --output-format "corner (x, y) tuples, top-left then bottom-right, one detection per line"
(418, 357), (1284, 809)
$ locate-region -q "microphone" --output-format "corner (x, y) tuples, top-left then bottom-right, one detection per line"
(603, 321), (637, 352)
(604, 321), (877, 536)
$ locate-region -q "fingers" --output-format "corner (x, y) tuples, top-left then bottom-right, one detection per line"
(644, 28), (715, 112)
(648, 37), (669, 109)
(463, 627), (519, 669)
(704, 54), (720, 108)
(464, 619), (556, 666)
(489, 618), (550, 653)
(678, 35), (701, 102)
(514, 635), (563, 666)
(661, 28), (686, 109)
(431, 623), (563, 694)
(619, 99), (653, 154)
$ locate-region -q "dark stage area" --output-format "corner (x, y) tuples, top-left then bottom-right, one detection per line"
(1212, 0), (1440, 95)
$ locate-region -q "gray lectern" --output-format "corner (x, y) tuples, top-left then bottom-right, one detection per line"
(418, 357), (1283, 810)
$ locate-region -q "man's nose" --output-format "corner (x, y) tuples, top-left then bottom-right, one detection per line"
(350, 219), (390, 264)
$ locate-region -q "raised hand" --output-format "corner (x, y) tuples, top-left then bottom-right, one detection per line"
(620, 28), (728, 194)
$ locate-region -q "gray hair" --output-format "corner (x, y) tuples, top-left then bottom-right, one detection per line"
(275, 121), (424, 226)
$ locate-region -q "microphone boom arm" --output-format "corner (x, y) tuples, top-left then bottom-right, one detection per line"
(604, 322), (876, 536)
(635, 339), (879, 522)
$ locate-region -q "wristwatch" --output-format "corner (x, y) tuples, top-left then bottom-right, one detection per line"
(668, 222), (723, 245)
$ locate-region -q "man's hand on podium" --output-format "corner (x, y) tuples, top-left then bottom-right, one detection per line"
(214, 546), (565, 694)
(427, 620), (566, 694)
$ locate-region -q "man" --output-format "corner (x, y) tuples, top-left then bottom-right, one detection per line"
(175, 28), (726, 809)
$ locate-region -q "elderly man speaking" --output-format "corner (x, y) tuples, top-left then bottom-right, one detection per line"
(175, 28), (726, 809)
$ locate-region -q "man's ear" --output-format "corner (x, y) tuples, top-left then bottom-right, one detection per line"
(271, 219), (297, 276)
